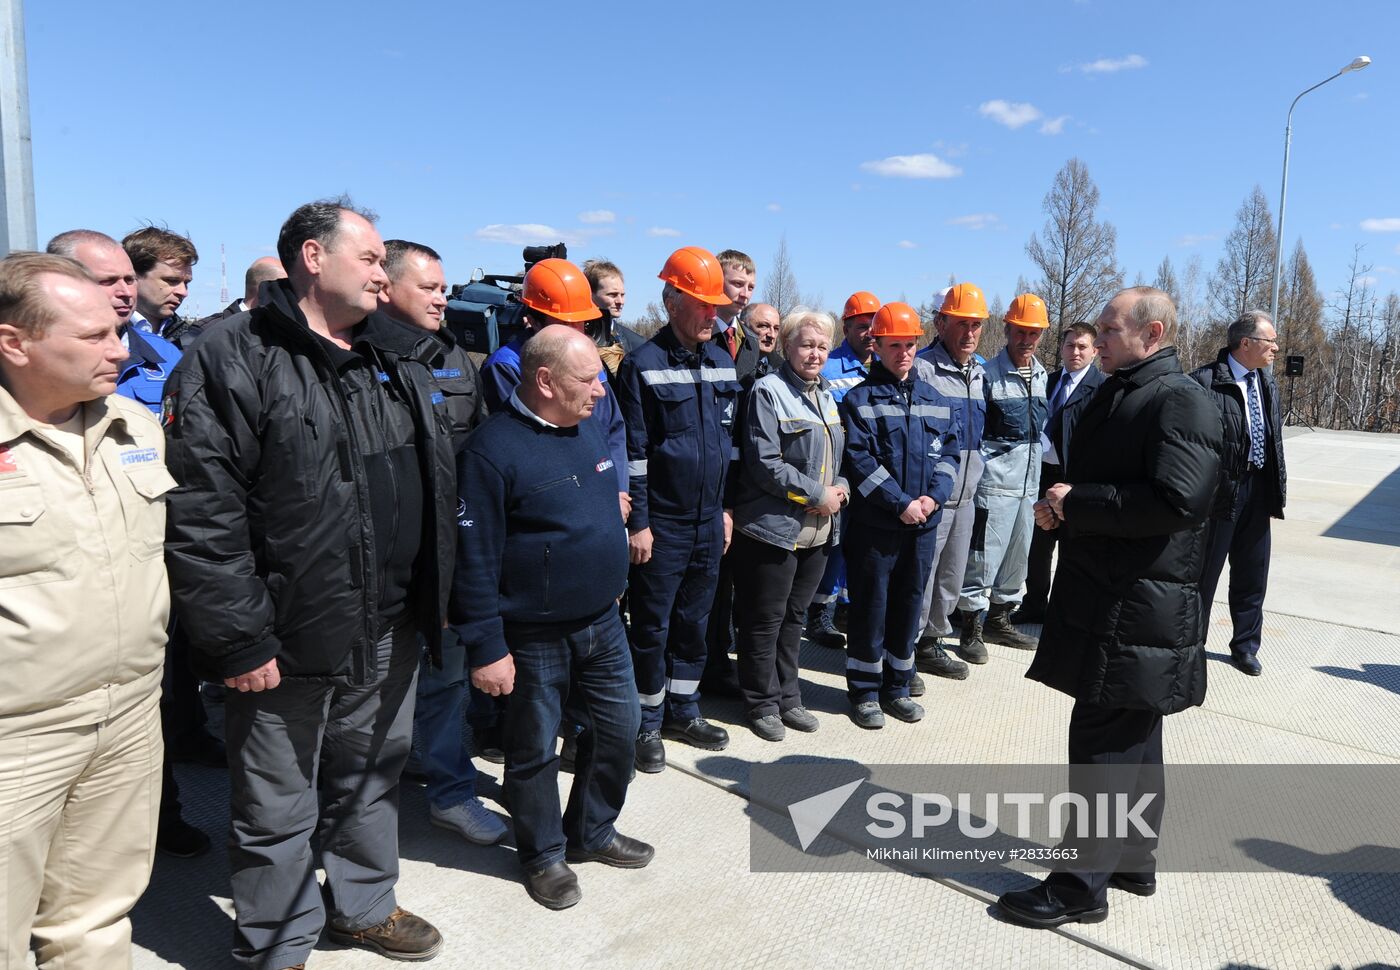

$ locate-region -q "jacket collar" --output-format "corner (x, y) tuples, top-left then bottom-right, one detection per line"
(122, 325), (170, 369)
(1111, 346), (1183, 387)
(0, 382), (129, 449)
(779, 360), (829, 395)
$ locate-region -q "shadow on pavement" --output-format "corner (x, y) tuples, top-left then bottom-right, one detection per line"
(1238, 839), (1400, 939)
(1314, 663), (1400, 697)
(1321, 466), (1400, 548)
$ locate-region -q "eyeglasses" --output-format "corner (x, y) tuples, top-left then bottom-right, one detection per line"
(1246, 336), (1279, 347)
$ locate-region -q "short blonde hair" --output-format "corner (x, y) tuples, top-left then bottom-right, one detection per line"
(0, 252), (97, 337)
(779, 305), (835, 350)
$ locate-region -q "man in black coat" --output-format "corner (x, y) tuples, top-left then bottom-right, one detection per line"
(996, 287), (1222, 929)
(1189, 310), (1287, 676)
(1015, 321), (1106, 622)
(164, 199), (454, 966)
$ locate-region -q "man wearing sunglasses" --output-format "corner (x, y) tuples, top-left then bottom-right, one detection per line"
(1189, 310), (1287, 677)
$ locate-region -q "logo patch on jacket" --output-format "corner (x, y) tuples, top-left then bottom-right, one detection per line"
(0, 446), (17, 475)
(121, 447), (160, 466)
(596, 458), (615, 474)
(160, 389), (177, 428)
(433, 368), (462, 380)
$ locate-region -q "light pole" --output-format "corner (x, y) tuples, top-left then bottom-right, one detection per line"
(1269, 55), (1372, 325)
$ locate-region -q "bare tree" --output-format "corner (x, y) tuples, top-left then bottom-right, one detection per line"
(1208, 185), (1277, 324)
(1025, 158), (1123, 341)
(761, 235), (803, 316)
(627, 301), (668, 340)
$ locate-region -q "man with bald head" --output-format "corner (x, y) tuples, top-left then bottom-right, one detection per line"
(455, 326), (648, 910)
(195, 256), (287, 331)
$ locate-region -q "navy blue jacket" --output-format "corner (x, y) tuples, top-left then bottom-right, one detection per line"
(614, 325), (741, 531)
(840, 361), (962, 533)
(480, 332), (628, 490)
(451, 400), (629, 669)
(116, 327), (181, 417)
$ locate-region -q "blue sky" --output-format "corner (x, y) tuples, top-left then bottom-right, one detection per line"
(24, 0), (1400, 319)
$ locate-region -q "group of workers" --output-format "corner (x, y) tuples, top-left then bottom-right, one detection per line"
(1, 195), (1289, 968)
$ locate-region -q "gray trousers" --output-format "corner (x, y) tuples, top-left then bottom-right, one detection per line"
(918, 500), (975, 640)
(959, 492), (1036, 613)
(223, 624), (419, 969)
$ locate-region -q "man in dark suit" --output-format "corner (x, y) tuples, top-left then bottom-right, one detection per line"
(997, 286), (1221, 929)
(1015, 321), (1106, 623)
(1189, 310), (1287, 676)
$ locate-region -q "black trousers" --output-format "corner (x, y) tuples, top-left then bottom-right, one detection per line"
(1045, 700), (1164, 907)
(703, 552), (737, 681)
(1199, 470), (1272, 658)
(1023, 462), (1059, 610)
(158, 618), (210, 827)
(731, 533), (829, 718)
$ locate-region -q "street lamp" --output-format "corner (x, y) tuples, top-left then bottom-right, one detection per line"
(1269, 55), (1372, 325)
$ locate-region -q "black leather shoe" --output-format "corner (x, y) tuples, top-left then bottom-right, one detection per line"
(661, 716), (729, 750)
(996, 883), (1108, 928)
(524, 862), (581, 910)
(916, 639), (970, 681)
(908, 672), (926, 698)
(983, 603), (1039, 651)
(804, 605), (846, 649)
(1231, 652), (1262, 676)
(634, 730), (665, 773)
(1110, 872), (1158, 896)
(157, 817), (211, 859)
(566, 832), (655, 869)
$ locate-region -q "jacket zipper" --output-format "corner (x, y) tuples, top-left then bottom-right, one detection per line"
(544, 542), (551, 612)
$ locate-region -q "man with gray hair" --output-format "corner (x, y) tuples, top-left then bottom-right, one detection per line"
(1189, 309), (1286, 676)
(164, 197), (457, 966)
(457, 326), (648, 909)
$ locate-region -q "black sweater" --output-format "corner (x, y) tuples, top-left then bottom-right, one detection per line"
(450, 400), (629, 668)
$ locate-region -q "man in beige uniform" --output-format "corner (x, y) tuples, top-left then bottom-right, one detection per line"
(0, 252), (173, 969)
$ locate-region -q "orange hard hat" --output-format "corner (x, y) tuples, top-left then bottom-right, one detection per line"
(657, 246), (730, 306)
(1004, 292), (1050, 329)
(522, 258), (602, 324)
(939, 282), (989, 320)
(870, 301), (924, 339)
(843, 291), (881, 320)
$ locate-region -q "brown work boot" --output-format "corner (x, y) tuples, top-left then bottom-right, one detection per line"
(327, 906), (442, 961)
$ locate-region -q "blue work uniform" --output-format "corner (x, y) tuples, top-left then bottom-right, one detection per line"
(614, 325), (740, 731)
(116, 326), (181, 417)
(480, 332), (628, 491)
(840, 361), (961, 705)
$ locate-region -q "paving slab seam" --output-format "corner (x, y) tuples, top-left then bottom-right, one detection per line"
(664, 754), (1167, 970)
(1185, 706), (1400, 762)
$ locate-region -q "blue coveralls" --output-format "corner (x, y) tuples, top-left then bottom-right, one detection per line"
(812, 340), (871, 609)
(480, 332), (629, 491)
(840, 361), (961, 705)
(614, 326), (740, 732)
(116, 326), (181, 416)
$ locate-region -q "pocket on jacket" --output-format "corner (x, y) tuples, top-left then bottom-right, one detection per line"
(120, 466), (178, 561)
(0, 483), (78, 588)
(652, 382), (697, 434)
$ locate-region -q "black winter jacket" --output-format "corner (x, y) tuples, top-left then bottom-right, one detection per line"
(1026, 347), (1222, 715)
(1188, 349), (1287, 521)
(163, 281), (458, 683)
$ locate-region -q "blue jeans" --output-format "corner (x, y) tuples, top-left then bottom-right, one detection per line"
(413, 629), (478, 811)
(503, 605), (640, 874)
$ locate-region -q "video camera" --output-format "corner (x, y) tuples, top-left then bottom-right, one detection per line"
(445, 242), (569, 355)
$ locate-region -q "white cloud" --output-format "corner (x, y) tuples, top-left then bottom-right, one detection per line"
(979, 100), (1042, 129)
(1177, 232), (1218, 247)
(577, 209), (615, 224)
(474, 223), (579, 246)
(1039, 115), (1071, 135)
(1330, 222), (1345, 230)
(859, 153), (962, 179)
(1374, 265), (1398, 275)
(766, 202), (782, 212)
(1361, 217), (1400, 232)
(1358, 276), (1380, 288)
(647, 226), (682, 238)
(1080, 53), (1148, 74)
(897, 240), (918, 249)
(946, 213), (1001, 230)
